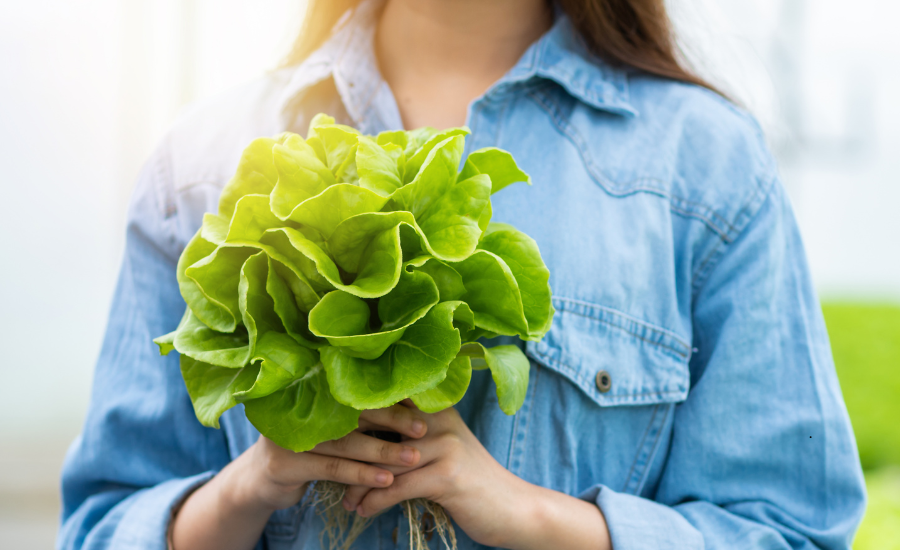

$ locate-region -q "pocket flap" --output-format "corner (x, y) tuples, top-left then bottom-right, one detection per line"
(526, 298), (691, 407)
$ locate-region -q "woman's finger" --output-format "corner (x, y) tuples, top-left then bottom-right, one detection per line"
(356, 468), (441, 517)
(311, 431), (421, 467)
(342, 484), (372, 511)
(302, 453), (395, 488)
(358, 403), (428, 439)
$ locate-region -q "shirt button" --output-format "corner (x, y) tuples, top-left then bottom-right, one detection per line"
(595, 370), (612, 393)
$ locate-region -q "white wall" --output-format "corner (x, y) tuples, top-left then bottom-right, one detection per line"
(674, 0), (900, 299)
(0, 0), (897, 544)
(0, 1), (303, 545)
(0, 0), (304, 439)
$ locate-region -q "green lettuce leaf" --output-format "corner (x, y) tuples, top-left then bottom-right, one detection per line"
(180, 355), (258, 428)
(411, 355), (473, 413)
(320, 301), (465, 409)
(264, 256), (323, 347)
(158, 115), (553, 451)
(305, 120), (360, 182)
(240, 251), (285, 350)
(459, 147), (531, 194)
(184, 245), (256, 333)
(357, 135), (404, 196)
(387, 135), (491, 261)
(450, 250), (529, 336)
(270, 134), (335, 219)
(269, 225), (401, 299)
(405, 256), (467, 302)
(234, 331), (320, 402)
(403, 128), (469, 183)
(285, 183), (388, 240)
(308, 270), (439, 359)
(459, 343), (530, 415)
(177, 232), (236, 333)
(178, 332), (319, 429)
(244, 364), (361, 452)
(478, 223), (554, 340)
(217, 135), (289, 219)
(173, 309), (251, 367)
(154, 308), (190, 355)
(225, 194), (288, 243)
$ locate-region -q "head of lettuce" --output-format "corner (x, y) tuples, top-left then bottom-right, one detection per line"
(154, 114), (553, 454)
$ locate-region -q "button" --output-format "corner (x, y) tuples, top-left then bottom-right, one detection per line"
(595, 370), (612, 393)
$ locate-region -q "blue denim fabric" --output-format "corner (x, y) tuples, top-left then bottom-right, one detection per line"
(58, 2), (866, 549)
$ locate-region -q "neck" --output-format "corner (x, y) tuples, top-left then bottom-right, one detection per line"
(375, 0), (552, 129)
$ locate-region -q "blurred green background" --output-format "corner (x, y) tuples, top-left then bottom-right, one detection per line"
(822, 303), (900, 549)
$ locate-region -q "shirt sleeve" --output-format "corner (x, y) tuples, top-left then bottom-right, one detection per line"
(57, 141), (233, 550)
(581, 180), (866, 549)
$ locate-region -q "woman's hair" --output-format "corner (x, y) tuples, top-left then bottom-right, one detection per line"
(281, 0), (719, 94)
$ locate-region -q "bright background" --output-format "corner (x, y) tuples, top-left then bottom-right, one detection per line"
(0, 0), (897, 547)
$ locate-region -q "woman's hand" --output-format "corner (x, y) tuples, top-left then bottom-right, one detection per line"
(171, 403), (428, 550)
(341, 406), (525, 547)
(341, 406), (612, 550)
(236, 404), (428, 511)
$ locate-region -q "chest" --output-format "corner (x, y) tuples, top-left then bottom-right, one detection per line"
(201, 93), (699, 549)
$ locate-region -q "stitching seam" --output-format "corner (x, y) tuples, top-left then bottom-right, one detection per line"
(526, 86), (743, 243)
(621, 404), (659, 493)
(634, 403), (672, 495)
(529, 347), (687, 402)
(552, 297), (691, 356)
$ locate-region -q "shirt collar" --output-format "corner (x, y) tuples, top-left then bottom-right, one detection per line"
(493, 14), (638, 117)
(277, 0), (637, 130)
(278, 0), (402, 133)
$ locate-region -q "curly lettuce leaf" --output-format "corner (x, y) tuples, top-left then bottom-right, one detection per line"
(450, 250), (528, 337)
(244, 364), (361, 452)
(159, 115), (553, 447)
(459, 147), (531, 194)
(403, 128), (469, 183)
(233, 331), (320, 402)
(308, 270), (440, 359)
(172, 310), (251, 367)
(405, 256), (467, 302)
(180, 355), (258, 428)
(270, 134), (335, 219)
(320, 301), (465, 410)
(387, 135), (491, 260)
(264, 256), (323, 348)
(411, 355), (473, 413)
(478, 223), (554, 340)
(217, 135), (289, 219)
(459, 343), (530, 415)
(306, 121), (360, 182)
(177, 232), (237, 333)
(285, 183), (388, 239)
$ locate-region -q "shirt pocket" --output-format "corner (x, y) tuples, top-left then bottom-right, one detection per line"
(526, 297), (692, 407)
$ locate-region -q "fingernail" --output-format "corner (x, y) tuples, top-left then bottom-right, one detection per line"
(412, 419), (425, 435)
(357, 505), (366, 517)
(342, 498), (353, 511)
(400, 447), (416, 464)
(376, 472), (390, 484)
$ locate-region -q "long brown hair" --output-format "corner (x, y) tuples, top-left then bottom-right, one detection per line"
(282, 0), (718, 95)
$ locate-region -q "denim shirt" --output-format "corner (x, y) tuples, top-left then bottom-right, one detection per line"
(57, 2), (866, 549)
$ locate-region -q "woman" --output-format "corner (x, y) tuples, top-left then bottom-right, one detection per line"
(57, 0), (866, 549)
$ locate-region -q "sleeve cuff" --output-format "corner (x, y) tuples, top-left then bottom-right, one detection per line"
(112, 471), (216, 550)
(578, 484), (704, 550)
